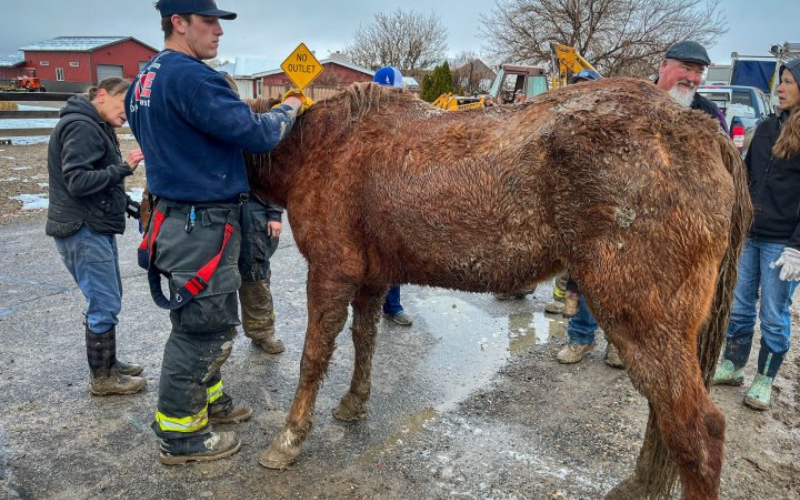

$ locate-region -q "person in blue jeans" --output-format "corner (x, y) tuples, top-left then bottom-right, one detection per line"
(373, 66), (414, 327)
(713, 58), (800, 411)
(46, 78), (146, 396)
(383, 285), (412, 326)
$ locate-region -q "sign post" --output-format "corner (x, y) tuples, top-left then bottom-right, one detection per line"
(280, 43), (324, 90)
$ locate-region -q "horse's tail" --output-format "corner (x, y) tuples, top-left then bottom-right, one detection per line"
(614, 134), (752, 500)
(697, 133), (752, 384)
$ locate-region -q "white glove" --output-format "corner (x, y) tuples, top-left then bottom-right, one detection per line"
(770, 247), (800, 281)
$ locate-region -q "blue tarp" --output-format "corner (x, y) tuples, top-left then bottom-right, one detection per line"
(731, 60), (777, 93)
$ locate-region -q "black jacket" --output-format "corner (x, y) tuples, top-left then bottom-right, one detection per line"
(691, 92), (729, 134)
(746, 112), (800, 249)
(46, 95), (134, 237)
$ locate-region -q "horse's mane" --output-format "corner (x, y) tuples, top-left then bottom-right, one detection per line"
(310, 82), (433, 123)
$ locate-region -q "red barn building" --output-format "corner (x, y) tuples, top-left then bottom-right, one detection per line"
(18, 36), (158, 92)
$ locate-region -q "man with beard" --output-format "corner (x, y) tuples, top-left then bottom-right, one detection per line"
(655, 40), (728, 133)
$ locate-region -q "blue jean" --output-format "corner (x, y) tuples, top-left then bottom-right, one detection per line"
(383, 285), (404, 315)
(567, 295), (599, 345)
(727, 237), (798, 355)
(54, 225), (122, 334)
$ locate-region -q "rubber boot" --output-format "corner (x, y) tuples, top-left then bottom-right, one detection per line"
(239, 280), (285, 354)
(208, 393), (253, 425)
(86, 327), (146, 396)
(159, 431), (241, 465)
(711, 338), (752, 386)
(545, 274), (568, 314)
(743, 348), (785, 411)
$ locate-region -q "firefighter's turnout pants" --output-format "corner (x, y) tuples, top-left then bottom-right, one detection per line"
(150, 199), (242, 439)
(239, 196), (279, 283)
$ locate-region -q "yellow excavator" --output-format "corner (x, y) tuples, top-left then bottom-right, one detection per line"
(432, 64), (549, 110)
(550, 42), (599, 89)
(432, 45), (596, 111)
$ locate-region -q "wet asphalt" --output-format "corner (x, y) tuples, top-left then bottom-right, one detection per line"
(2, 214), (622, 500)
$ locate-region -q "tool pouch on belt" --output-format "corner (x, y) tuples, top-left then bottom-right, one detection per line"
(138, 201), (240, 313)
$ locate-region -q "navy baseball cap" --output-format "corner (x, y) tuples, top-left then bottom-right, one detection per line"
(373, 66), (403, 88)
(664, 41), (710, 66)
(158, 0), (237, 20)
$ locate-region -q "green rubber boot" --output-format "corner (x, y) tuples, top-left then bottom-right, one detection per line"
(743, 374), (774, 411)
(711, 359), (744, 386)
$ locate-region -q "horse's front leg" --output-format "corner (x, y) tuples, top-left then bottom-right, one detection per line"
(259, 275), (355, 469)
(333, 284), (386, 421)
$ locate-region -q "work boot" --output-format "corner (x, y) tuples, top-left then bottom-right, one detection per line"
(711, 338), (751, 386)
(209, 394), (253, 425)
(744, 374), (774, 411)
(89, 369), (147, 396)
(385, 311), (413, 326)
(604, 343), (624, 369)
(86, 326), (146, 396)
(556, 342), (596, 364)
(544, 299), (565, 314)
(562, 291), (580, 318)
(159, 431), (241, 465)
(239, 280), (285, 354)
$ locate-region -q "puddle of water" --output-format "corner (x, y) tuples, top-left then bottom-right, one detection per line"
(508, 310), (567, 353)
(11, 193), (48, 210)
(409, 294), (566, 410)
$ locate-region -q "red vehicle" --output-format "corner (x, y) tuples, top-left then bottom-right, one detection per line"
(0, 70), (46, 92)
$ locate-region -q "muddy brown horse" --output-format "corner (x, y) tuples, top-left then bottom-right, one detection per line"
(240, 79), (750, 499)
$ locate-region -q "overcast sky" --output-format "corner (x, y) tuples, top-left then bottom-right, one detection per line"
(1, 0), (798, 66)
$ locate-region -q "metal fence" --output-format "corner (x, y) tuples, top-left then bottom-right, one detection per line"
(0, 84), (347, 143)
(0, 92), (135, 142)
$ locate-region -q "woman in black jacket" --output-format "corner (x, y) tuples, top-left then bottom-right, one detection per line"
(46, 78), (146, 396)
(713, 58), (800, 410)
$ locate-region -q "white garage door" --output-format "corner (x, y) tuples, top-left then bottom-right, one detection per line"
(96, 64), (124, 82)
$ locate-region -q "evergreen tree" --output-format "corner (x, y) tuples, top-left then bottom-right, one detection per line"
(420, 62), (454, 102)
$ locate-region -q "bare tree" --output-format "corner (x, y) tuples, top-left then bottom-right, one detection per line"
(450, 51), (497, 93)
(479, 0), (727, 77)
(346, 9), (448, 73)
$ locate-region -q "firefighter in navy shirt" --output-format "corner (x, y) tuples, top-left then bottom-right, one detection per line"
(126, 0), (304, 465)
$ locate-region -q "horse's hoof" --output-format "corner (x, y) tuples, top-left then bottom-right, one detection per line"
(604, 475), (648, 500)
(332, 393), (367, 422)
(258, 442), (301, 470)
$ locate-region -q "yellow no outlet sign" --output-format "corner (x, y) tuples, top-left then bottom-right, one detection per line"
(280, 43), (325, 90)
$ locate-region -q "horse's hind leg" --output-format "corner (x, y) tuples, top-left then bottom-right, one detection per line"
(259, 275), (356, 469)
(333, 284), (386, 421)
(601, 279), (724, 499)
